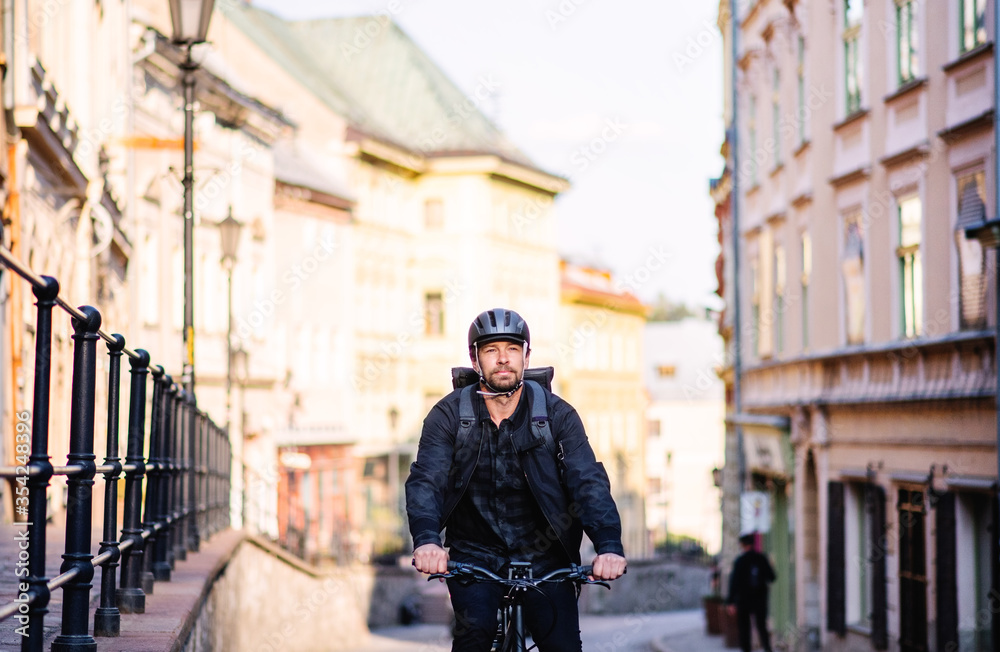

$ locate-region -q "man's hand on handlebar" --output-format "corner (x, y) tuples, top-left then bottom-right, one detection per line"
(412, 543), (449, 574)
(590, 553), (627, 581)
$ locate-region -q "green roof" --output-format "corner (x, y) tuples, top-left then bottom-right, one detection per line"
(219, 4), (537, 169)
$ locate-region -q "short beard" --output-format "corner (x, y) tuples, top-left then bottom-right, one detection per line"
(485, 368), (520, 391)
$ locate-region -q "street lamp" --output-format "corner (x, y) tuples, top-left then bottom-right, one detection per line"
(169, 0), (215, 45)
(218, 207), (242, 431)
(169, 0), (216, 397)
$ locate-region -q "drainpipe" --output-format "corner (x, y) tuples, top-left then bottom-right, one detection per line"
(993, 0), (1000, 598)
(730, 0), (746, 501)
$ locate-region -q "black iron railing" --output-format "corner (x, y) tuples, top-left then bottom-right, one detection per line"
(0, 246), (232, 651)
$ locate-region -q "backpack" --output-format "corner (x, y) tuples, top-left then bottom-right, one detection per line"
(450, 366), (565, 479)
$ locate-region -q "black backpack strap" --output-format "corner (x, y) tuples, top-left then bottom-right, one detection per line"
(526, 380), (565, 475)
(450, 384), (482, 480)
(456, 384), (477, 450)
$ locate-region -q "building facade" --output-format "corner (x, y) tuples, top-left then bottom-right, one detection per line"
(644, 319), (725, 556)
(558, 260), (649, 559)
(717, 0), (999, 649)
(0, 0), (136, 522)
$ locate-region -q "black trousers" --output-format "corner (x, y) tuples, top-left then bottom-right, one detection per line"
(447, 577), (582, 652)
(737, 601), (772, 652)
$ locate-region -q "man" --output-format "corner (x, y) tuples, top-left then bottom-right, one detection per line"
(726, 532), (776, 652)
(406, 308), (627, 652)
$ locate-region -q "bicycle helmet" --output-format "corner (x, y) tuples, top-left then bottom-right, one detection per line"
(467, 308), (530, 350)
(468, 308), (530, 398)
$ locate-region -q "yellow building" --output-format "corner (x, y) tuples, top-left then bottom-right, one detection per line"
(132, 2), (569, 557)
(557, 260), (649, 559)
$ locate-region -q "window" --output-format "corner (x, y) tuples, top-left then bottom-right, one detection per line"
(961, 0), (987, 53)
(846, 483), (873, 628)
(772, 69), (781, 166)
(801, 232), (811, 349)
(424, 198), (444, 230)
(797, 37), (806, 144)
(748, 95), (758, 185)
(898, 196), (923, 338)
(774, 243), (786, 354)
(757, 231), (775, 358)
(896, 0), (918, 84)
(842, 213), (865, 344)
(656, 364), (677, 378)
(956, 172), (988, 330)
(844, 0), (863, 114)
(424, 292), (444, 336)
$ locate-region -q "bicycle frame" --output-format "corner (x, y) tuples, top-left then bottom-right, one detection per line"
(495, 561), (532, 652)
(428, 560), (612, 652)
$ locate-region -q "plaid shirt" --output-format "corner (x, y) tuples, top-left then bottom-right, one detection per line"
(445, 390), (571, 574)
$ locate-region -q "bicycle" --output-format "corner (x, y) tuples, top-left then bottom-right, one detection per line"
(426, 560), (615, 652)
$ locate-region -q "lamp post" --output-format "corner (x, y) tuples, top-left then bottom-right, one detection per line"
(169, 0), (216, 397)
(231, 344), (249, 528)
(388, 406), (399, 508)
(387, 406), (401, 551)
(218, 208), (241, 432)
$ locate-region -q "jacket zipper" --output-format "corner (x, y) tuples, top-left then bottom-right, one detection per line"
(511, 431), (574, 562)
(440, 425), (485, 528)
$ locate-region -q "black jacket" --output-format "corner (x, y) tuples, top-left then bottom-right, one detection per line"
(727, 549), (776, 607)
(405, 384), (624, 564)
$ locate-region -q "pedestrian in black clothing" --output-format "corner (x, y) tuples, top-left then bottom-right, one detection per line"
(726, 532), (775, 652)
(406, 308), (627, 652)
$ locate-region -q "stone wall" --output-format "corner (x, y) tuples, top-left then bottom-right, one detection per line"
(181, 539), (711, 650)
(579, 558), (712, 615)
(181, 538), (395, 651)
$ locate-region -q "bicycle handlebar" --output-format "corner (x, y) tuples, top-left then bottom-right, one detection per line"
(427, 561), (614, 589)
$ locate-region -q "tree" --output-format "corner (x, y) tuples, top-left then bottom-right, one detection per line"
(648, 293), (699, 322)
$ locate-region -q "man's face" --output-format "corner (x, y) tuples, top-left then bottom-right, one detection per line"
(474, 339), (528, 392)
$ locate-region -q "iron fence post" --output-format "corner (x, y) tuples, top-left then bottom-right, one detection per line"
(143, 366), (165, 590)
(153, 376), (175, 580)
(172, 389), (186, 564)
(225, 430), (232, 529)
(117, 349), (149, 613)
(208, 423), (217, 534)
(23, 277), (59, 652)
(220, 424), (226, 532)
(215, 423), (223, 532)
(197, 417), (207, 540)
(188, 400), (201, 551)
(51, 305), (101, 652)
(94, 334), (125, 637)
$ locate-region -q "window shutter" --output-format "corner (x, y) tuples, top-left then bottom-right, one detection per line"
(935, 492), (958, 651)
(828, 481), (846, 636)
(869, 484), (888, 650)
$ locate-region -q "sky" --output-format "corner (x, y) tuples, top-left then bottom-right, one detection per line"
(251, 0), (726, 310)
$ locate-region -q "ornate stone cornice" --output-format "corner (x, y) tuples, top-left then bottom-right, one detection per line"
(741, 331), (995, 409)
